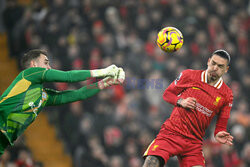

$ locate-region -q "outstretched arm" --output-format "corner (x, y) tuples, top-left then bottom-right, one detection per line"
(45, 68), (125, 105)
(23, 65), (119, 83)
(42, 64), (119, 83)
(45, 83), (100, 106)
(43, 69), (92, 82)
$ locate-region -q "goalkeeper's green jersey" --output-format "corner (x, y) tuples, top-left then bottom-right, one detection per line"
(0, 67), (100, 145)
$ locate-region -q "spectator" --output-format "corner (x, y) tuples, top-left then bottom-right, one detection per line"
(2, 0), (249, 166)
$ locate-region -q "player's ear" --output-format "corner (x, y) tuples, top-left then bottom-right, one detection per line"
(30, 60), (37, 67)
(207, 58), (211, 66)
(225, 65), (229, 73)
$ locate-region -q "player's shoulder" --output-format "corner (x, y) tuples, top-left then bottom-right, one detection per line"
(180, 69), (202, 77)
(22, 67), (47, 75)
(181, 69), (201, 74)
(221, 82), (233, 97)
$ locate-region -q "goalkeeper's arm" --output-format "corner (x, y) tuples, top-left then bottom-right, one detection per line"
(45, 83), (101, 106)
(45, 68), (125, 105)
(41, 64), (119, 83)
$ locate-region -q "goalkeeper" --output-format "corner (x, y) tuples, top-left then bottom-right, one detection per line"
(0, 49), (125, 156)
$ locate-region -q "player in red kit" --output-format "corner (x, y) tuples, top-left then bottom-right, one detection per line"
(142, 50), (234, 167)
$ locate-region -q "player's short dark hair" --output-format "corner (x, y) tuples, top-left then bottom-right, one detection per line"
(212, 49), (231, 65)
(21, 49), (48, 69)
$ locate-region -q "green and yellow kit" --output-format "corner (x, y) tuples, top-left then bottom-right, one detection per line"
(0, 67), (100, 155)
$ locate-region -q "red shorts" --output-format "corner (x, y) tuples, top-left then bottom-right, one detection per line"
(143, 133), (205, 167)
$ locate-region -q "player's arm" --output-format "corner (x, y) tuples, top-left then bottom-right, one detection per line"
(214, 93), (234, 146)
(162, 70), (196, 109)
(45, 83), (100, 105)
(45, 68), (125, 105)
(163, 81), (183, 105)
(23, 65), (119, 83)
(42, 64), (119, 82)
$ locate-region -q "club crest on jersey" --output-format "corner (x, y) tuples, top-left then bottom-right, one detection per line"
(42, 91), (48, 100)
(213, 96), (221, 106)
(175, 72), (182, 85)
(152, 145), (159, 151)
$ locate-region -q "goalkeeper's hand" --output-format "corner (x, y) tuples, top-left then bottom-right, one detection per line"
(91, 64), (119, 78)
(98, 68), (125, 89)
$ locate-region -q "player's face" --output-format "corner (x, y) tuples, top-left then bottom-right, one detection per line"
(32, 54), (51, 70)
(207, 55), (229, 82)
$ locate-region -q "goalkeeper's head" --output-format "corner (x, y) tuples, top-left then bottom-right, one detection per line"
(21, 49), (51, 70)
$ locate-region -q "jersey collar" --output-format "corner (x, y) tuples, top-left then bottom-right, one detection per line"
(201, 70), (223, 89)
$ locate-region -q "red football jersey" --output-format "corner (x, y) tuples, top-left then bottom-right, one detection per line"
(162, 69), (233, 142)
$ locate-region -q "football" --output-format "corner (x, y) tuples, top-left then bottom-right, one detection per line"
(157, 27), (184, 52)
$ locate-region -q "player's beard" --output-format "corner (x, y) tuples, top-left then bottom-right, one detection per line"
(208, 71), (219, 82)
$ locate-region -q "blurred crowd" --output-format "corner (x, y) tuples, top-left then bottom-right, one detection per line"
(1, 0), (250, 166)
(0, 136), (43, 167)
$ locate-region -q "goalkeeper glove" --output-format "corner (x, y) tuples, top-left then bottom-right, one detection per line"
(115, 68), (125, 84)
(91, 64), (119, 78)
(98, 68), (125, 89)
